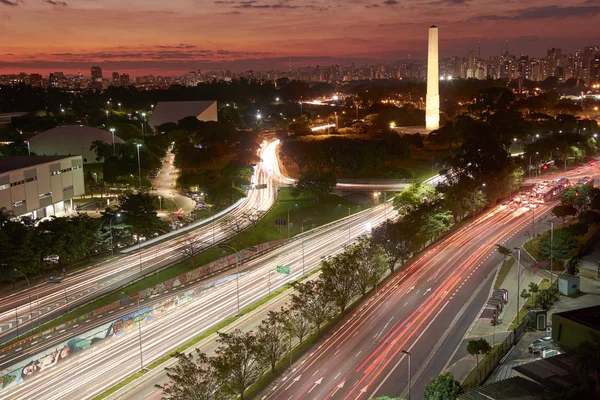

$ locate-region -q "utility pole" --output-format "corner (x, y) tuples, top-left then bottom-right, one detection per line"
(514, 247), (521, 325)
(402, 350), (411, 400)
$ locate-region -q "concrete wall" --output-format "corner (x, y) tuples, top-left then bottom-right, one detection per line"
(552, 313), (595, 350)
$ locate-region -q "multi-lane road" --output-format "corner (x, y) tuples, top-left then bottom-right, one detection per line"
(0, 141), (279, 341)
(263, 164), (599, 400)
(0, 192), (390, 399)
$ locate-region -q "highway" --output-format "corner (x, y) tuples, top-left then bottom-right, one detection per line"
(262, 163), (599, 400)
(0, 141), (279, 341)
(0, 192), (390, 399)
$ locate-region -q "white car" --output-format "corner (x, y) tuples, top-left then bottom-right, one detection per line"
(528, 336), (553, 353)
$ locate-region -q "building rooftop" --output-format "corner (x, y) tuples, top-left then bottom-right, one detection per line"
(513, 352), (585, 392)
(0, 156), (72, 174)
(149, 100), (216, 129)
(553, 305), (600, 331)
(459, 376), (555, 400)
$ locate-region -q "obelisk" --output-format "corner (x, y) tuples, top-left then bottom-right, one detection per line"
(426, 25), (440, 131)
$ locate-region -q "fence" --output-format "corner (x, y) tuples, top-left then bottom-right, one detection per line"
(462, 318), (527, 389)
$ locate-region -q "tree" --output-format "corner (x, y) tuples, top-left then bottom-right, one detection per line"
(565, 257), (581, 275)
(423, 372), (462, 400)
(528, 282), (540, 306)
(572, 332), (600, 398)
(158, 350), (224, 400)
(552, 204), (578, 223)
(221, 162), (253, 187)
(290, 170), (337, 201)
(178, 232), (206, 259)
(495, 244), (512, 258)
(119, 192), (169, 239)
(220, 214), (246, 236)
(562, 186), (594, 212)
(352, 240), (389, 295)
(521, 288), (531, 304)
(290, 280), (334, 332)
(256, 310), (289, 372)
(393, 183), (442, 217)
(372, 219), (415, 273)
(466, 338), (492, 365)
(286, 304), (311, 345)
(212, 330), (265, 400)
(321, 252), (360, 313)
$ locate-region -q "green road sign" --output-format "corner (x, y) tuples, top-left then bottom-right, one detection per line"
(276, 265), (290, 275)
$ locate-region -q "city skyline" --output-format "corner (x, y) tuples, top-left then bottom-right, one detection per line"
(1, 0), (600, 76)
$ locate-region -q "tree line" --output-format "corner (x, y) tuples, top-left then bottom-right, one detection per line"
(0, 192), (168, 281)
(160, 238), (388, 400)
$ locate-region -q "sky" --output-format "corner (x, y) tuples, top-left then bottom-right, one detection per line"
(0, 0), (599, 76)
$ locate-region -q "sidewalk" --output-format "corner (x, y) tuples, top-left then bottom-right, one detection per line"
(445, 258), (544, 383)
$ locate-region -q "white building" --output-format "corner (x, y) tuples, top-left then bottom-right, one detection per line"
(0, 156), (85, 218)
(29, 125), (124, 164)
(148, 101), (218, 132)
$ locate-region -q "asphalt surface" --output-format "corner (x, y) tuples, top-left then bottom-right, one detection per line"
(261, 164), (599, 400)
(0, 141), (279, 341)
(0, 196), (390, 399)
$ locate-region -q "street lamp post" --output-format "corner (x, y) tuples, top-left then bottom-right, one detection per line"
(267, 270), (274, 296)
(136, 143), (142, 188)
(529, 152), (538, 178)
(549, 220), (554, 285)
(402, 350), (412, 400)
(141, 112), (146, 141)
(109, 128), (116, 156)
(121, 292), (144, 372)
(301, 226), (305, 276)
(287, 204), (297, 238)
(25, 141), (30, 156)
(109, 212), (121, 256)
(514, 247), (522, 324)
(218, 244), (241, 316)
(13, 269), (34, 333)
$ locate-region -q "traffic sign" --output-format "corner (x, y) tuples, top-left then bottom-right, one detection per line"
(276, 265), (290, 275)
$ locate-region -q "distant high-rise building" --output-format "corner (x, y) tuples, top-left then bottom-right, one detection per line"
(29, 73), (42, 87)
(112, 72), (119, 84)
(90, 66), (103, 90)
(120, 73), (130, 86)
(591, 52), (600, 83)
(90, 66), (103, 82)
(546, 48), (562, 78)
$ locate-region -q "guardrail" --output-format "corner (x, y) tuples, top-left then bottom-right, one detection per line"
(120, 196), (248, 253)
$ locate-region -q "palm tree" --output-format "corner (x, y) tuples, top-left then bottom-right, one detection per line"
(573, 332), (600, 398)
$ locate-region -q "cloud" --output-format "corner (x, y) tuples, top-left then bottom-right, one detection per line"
(45, 0), (68, 5)
(382, 0), (397, 5)
(0, 0), (18, 6)
(480, 5), (600, 20)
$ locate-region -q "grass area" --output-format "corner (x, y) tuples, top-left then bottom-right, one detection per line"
(390, 145), (452, 180)
(91, 370), (147, 400)
(262, 188), (368, 239)
(4, 189), (363, 349)
(523, 236), (542, 261)
(508, 279), (550, 330)
(494, 257), (515, 290)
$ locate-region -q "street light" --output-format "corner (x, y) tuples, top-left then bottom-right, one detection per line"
(401, 350), (412, 400)
(136, 143), (142, 188)
(218, 244), (241, 316)
(109, 128), (116, 156)
(513, 247), (522, 324)
(548, 220), (554, 285)
(13, 269), (35, 333)
(340, 204), (353, 244)
(121, 291), (144, 372)
(287, 203), (298, 238)
(109, 212), (121, 256)
(529, 152), (539, 178)
(141, 112), (146, 140)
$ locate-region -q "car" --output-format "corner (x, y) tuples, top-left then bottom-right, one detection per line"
(46, 277), (62, 284)
(43, 255), (60, 264)
(528, 336), (553, 353)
